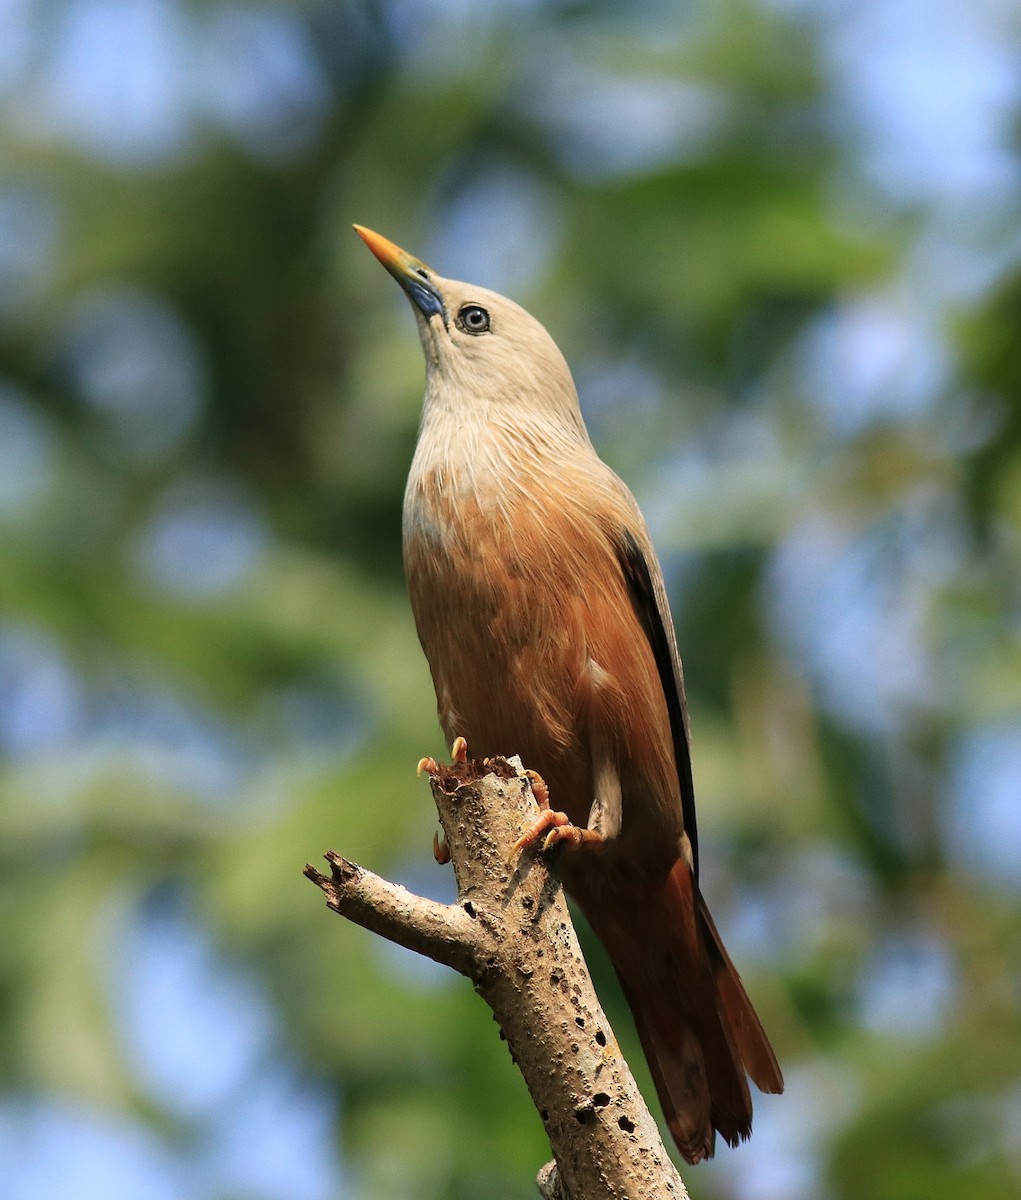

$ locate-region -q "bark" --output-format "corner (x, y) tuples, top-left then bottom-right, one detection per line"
(305, 754), (689, 1200)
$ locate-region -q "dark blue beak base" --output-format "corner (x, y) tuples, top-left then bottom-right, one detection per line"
(403, 275), (446, 323)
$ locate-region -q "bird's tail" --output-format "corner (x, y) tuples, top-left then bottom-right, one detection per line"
(581, 858), (783, 1164)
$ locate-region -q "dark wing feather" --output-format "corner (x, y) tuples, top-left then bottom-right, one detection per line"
(617, 529), (700, 877)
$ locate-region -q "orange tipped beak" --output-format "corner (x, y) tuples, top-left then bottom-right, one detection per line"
(353, 224), (446, 322)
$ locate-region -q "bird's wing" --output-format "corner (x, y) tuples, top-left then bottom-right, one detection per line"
(616, 528), (700, 877)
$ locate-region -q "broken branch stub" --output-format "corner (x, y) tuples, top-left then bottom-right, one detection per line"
(305, 755), (688, 1200)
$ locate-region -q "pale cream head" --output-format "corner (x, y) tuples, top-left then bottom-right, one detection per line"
(354, 225), (586, 431)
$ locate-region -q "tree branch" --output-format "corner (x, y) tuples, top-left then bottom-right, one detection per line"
(305, 755), (689, 1200)
(305, 850), (480, 976)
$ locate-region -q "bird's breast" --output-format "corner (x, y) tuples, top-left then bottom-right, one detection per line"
(402, 437), (606, 789)
(401, 418), (682, 846)
(403, 453), (593, 671)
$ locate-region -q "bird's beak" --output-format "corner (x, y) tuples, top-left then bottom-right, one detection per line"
(354, 225), (446, 323)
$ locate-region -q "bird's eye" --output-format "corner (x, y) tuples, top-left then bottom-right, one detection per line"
(457, 304), (491, 335)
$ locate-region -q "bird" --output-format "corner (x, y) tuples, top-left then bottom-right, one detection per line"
(354, 223), (783, 1164)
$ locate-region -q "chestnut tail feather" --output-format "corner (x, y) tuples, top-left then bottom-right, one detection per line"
(580, 859), (783, 1165)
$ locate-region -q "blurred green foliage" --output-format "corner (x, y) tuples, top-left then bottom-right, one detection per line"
(1, 1), (1020, 1197)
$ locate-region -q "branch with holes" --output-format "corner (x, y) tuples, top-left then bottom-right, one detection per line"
(305, 754), (689, 1200)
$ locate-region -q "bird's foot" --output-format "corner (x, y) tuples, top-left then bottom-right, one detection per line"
(510, 807), (606, 863)
(416, 735), (470, 779)
(418, 738), (469, 864)
(523, 768), (550, 810)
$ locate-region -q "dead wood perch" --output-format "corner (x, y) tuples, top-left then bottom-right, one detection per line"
(304, 755), (689, 1200)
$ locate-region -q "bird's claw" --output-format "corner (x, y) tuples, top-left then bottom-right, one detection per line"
(417, 736), (469, 778)
(523, 768), (550, 810)
(542, 823), (605, 852)
(419, 739), (468, 861)
(433, 830), (451, 865)
(510, 799), (606, 864)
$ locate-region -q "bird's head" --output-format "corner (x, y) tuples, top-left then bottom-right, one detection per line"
(354, 225), (583, 430)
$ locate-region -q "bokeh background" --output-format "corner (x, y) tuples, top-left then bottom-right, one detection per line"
(2, 0), (1021, 1197)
